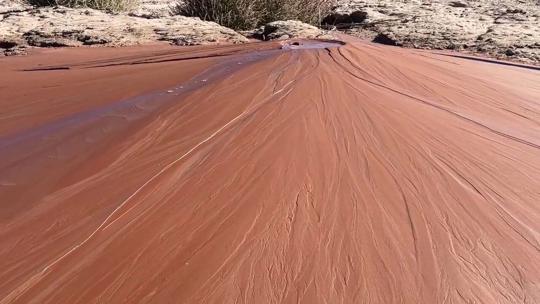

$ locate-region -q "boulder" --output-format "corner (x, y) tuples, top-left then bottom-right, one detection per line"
(129, 0), (175, 18)
(322, 10), (368, 28)
(0, 3), (248, 55)
(255, 20), (330, 41)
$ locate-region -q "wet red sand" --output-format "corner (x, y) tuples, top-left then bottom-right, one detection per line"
(1, 38), (539, 303)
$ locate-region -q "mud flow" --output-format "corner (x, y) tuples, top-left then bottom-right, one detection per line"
(280, 40), (345, 50)
(0, 37), (539, 304)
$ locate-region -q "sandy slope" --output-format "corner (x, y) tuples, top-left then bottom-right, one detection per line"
(0, 38), (539, 303)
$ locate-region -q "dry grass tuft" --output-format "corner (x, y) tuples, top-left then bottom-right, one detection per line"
(28, 0), (138, 12)
(176, 0), (336, 30)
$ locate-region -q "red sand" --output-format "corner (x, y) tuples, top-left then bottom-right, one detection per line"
(0, 38), (539, 303)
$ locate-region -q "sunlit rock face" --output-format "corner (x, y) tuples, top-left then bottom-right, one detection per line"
(331, 0), (540, 64)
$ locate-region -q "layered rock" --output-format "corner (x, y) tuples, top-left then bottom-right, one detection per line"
(1, 0), (539, 64)
(130, 0), (175, 18)
(252, 20), (332, 41)
(0, 1), (247, 55)
(330, 0), (540, 64)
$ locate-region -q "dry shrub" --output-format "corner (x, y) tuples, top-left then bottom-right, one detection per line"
(177, 0), (336, 30)
(176, 0), (261, 30)
(27, 0), (138, 11)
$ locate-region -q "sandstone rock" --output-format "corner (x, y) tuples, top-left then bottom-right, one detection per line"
(449, 1), (468, 8)
(322, 10), (368, 28)
(0, 37), (26, 56)
(0, 4), (248, 54)
(254, 20), (331, 41)
(2, 0), (538, 65)
(0, 0), (32, 14)
(372, 32), (400, 46)
(130, 0), (174, 18)
(334, 0), (540, 64)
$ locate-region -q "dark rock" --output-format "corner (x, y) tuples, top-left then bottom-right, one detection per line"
(372, 33), (401, 46)
(79, 35), (110, 45)
(24, 31), (80, 47)
(506, 8), (526, 14)
(0, 40), (18, 49)
(254, 20), (326, 41)
(322, 10), (368, 27)
(449, 1), (468, 8)
(3, 46), (27, 56)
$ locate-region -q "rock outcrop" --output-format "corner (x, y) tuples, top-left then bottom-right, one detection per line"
(329, 0), (540, 64)
(253, 20), (332, 41)
(1, 0), (539, 64)
(129, 0), (175, 18)
(0, 0), (247, 56)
